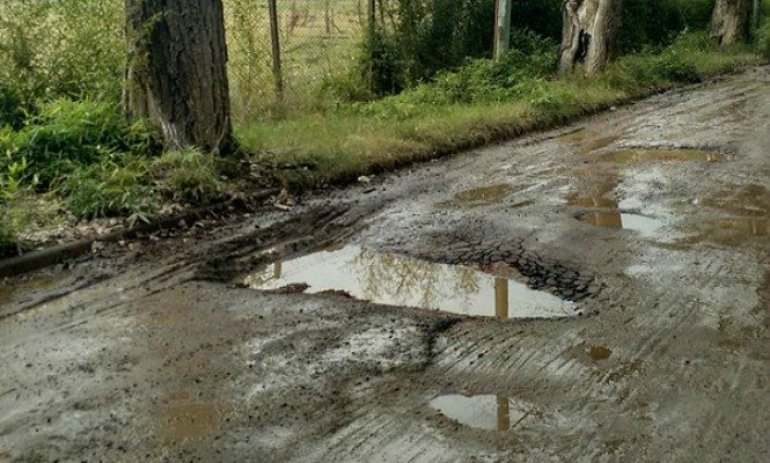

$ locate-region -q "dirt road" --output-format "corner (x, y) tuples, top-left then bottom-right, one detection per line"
(1, 67), (769, 463)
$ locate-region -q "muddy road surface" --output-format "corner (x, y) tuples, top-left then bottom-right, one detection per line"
(2, 68), (769, 462)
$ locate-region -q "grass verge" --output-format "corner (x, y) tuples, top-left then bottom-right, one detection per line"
(238, 33), (761, 188)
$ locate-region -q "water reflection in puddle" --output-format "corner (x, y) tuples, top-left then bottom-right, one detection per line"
(245, 246), (576, 319)
(430, 394), (534, 431)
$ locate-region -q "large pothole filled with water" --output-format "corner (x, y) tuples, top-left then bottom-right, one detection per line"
(244, 245), (578, 319)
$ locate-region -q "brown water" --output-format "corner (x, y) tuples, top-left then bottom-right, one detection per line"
(245, 246), (577, 319)
(600, 148), (726, 164)
(577, 211), (666, 237)
(429, 394), (535, 431)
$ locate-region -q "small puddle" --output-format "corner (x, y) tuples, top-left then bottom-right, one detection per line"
(558, 128), (621, 153)
(429, 394), (535, 431)
(681, 218), (770, 244)
(455, 184), (512, 203)
(600, 148), (726, 163)
(0, 275), (65, 307)
(578, 211), (665, 237)
(245, 246), (577, 319)
(437, 184), (526, 208)
(160, 402), (220, 444)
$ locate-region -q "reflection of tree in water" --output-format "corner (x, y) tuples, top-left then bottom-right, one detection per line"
(354, 248), (480, 311)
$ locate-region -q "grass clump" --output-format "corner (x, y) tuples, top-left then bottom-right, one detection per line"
(151, 149), (223, 204)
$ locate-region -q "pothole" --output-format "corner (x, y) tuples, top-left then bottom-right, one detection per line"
(429, 394), (537, 431)
(577, 211), (666, 237)
(599, 148), (726, 163)
(244, 245), (578, 319)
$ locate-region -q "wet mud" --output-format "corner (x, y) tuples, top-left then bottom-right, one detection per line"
(1, 67), (770, 462)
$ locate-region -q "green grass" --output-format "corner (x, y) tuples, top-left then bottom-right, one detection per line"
(237, 33), (762, 188)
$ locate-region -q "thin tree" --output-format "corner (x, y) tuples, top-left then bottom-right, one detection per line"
(123, 0), (234, 154)
(558, 0), (623, 76)
(710, 0), (753, 45)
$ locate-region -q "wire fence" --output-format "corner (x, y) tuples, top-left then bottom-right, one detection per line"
(225, 0), (368, 121)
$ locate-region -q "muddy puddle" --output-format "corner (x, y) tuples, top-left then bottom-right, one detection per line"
(0, 275), (65, 306)
(245, 246), (577, 319)
(578, 211), (666, 237)
(599, 148), (725, 164)
(158, 393), (222, 444)
(429, 394), (536, 431)
(437, 184), (532, 209)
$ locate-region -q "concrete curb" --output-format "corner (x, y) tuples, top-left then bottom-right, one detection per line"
(0, 188), (279, 278)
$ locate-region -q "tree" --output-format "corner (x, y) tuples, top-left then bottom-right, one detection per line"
(558, 0), (623, 76)
(123, 0), (234, 154)
(710, 0), (752, 45)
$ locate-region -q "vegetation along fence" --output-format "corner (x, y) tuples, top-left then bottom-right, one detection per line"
(226, 0), (369, 120)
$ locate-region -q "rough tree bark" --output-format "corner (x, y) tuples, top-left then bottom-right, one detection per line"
(710, 0), (752, 45)
(123, 0), (234, 154)
(558, 0), (623, 76)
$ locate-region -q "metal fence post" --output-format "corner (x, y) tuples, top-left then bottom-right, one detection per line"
(268, 0), (284, 101)
(494, 0), (512, 59)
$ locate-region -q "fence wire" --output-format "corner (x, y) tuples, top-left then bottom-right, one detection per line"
(225, 0), (367, 121)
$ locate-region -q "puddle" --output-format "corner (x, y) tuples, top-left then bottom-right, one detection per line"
(558, 128), (621, 153)
(429, 394), (534, 431)
(578, 211), (666, 237)
(588, 345), (612, 361)
(680, 218), (769, 245)
(600, 148), (726, 163)
(245, 245), (577, 319)
(159, 398), (221, 444)
(437, 184), (525, 208)
(0, 275), (65, 307)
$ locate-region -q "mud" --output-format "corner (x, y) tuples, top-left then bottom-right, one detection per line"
(1, 67), (770, 462)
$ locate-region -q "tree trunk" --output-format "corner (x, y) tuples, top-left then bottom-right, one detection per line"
(123, 0), (234, 155)
(558, 0), (623, 76)
(710, 0), (752, 45)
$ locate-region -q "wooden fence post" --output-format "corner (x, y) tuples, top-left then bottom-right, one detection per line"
(268, 0), (284, 101)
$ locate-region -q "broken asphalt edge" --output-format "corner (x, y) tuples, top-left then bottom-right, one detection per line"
(0, 188), (280, 279)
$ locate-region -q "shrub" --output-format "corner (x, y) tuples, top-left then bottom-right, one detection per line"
(0, 99), (159, 187)
(61, 157), (156, 219)
(755, 21), (770, 59)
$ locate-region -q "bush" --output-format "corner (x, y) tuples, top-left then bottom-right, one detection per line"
(61, 157), (156, 219)
(0, 83), (27, 130)
(0, 99), (159, 187)
(755, 21), (770, 59)
(0, 0), (125, 106)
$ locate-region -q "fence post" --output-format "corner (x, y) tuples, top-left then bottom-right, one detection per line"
(267, 0), (284, 101)
(494, 0), (512, 60)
